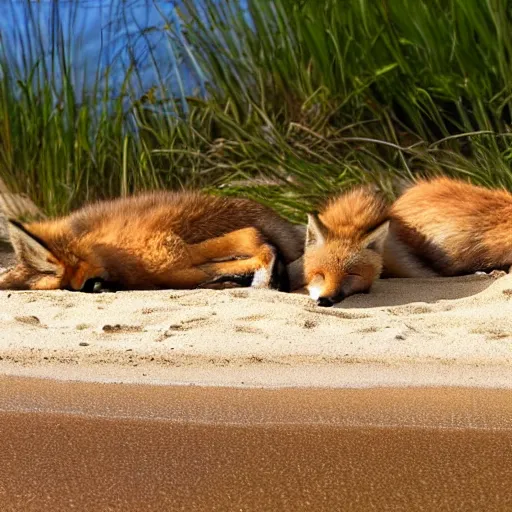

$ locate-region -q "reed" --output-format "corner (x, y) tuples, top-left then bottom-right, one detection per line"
(1, 0), (511, 220)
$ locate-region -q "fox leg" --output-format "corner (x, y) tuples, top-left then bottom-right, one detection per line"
(157, 228), (287, 290)
(381, 228), (439, 278)
(161, 252), (286, 291)
(196, 249), (288, 291)
(188, 227), (289, 290)
(188, 227), (274, 264)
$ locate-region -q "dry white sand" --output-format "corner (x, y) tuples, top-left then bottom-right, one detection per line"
(1, 240), (511, 388)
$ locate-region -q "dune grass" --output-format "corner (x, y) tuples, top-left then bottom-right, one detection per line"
(0, 0), (511, 221)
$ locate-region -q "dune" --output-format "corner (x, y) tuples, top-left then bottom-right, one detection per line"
(1, 241), (511, 387)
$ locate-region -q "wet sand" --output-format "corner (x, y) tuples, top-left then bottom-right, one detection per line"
(1, 378), (511, 511)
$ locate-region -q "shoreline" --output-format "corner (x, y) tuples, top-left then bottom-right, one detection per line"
(0, 360), (511, 389)
(1, 375), (512, 427)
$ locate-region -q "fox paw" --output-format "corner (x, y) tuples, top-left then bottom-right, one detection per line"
(250, 250), (290, 293)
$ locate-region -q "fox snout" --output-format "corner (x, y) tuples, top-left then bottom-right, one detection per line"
(316, 295), (345, 308)
(316, 297), (344, 308)
(307, 273), (370, 307)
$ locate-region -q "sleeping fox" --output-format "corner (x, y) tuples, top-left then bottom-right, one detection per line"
(303, 186), (390, 306)
(0, 191), (305, 292)
(304, 177), (512, 306)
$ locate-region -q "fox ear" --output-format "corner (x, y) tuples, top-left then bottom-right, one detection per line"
(306, 213), (329, 248)
(362, 220), (389, 253)
(7, 219), (59, 272)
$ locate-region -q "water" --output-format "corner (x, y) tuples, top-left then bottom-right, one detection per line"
(0, 0), (206, 103)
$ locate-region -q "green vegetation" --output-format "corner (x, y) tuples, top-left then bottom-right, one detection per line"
(1, 0), (512, 221)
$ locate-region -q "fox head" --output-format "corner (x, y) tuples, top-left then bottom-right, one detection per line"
(0, 219), (107, 291)
(303, 213), (389, 307)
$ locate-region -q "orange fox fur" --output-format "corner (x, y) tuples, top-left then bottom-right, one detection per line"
(303, 186), (390, 306)
(0, 191), (305, 292)
(385, 177), (512, 277)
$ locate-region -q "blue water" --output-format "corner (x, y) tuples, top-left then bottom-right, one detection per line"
(0, 0), (208, 106)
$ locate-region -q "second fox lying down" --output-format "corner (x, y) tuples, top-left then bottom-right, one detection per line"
(305, 177), (512, 306)
(1, 177), (511, 305)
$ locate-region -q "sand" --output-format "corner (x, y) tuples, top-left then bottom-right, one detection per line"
(1, 240), (512, 386)
(1, 379), (511, 511)
(1, 188), (511, 388)
(2, 220), (512, 509)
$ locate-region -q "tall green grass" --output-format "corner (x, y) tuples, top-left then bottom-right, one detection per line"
(1, 0), (512, 221)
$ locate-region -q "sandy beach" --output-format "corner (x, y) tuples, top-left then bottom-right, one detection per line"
(0, 247), (511, 387)
(0, 378), (511, 511)
(2, 0), (512, 507)
(1, 188), (512, 388)
(2, 238), (512, 510)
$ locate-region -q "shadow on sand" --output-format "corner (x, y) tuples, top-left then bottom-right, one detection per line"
(333, 274), (501, 309)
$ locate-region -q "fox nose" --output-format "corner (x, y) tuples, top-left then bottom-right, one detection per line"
(317, 297), (334, 307)
(317, 292), (346, 307)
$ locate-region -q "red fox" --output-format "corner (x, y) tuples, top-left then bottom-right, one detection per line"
(0, 191), (305, 292)
(305, 177), (512, 307)
(385, 177), (512, 277)
(303, 186), (390, 306)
